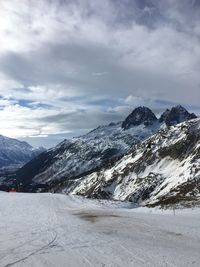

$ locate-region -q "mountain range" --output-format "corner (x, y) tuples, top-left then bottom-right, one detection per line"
(0, 135), (44, 170)
(7, 105), (197, 203)
(0, 136), (45, 190)
(1, 104), (199, 207)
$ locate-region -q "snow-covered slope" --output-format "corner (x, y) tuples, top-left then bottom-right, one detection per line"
(16, 119), (160, 190)
(0, 135), (44, 169)
(15, 105), (197, 193)
(69, 118), (200, 207)
(1, 193), (200, 267)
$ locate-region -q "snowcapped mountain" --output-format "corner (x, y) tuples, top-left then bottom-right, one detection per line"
(15, 105), (197, 195)
(159, 105), (197, 126)
(0, 135), (45, 170)
(69, 118), (200, 207)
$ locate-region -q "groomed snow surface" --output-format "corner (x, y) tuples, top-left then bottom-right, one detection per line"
(0, 193), (200, 267)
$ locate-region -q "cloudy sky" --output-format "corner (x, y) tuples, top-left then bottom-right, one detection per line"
(0, 0), (200, 147)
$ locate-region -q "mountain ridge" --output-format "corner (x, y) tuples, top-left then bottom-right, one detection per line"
(68, 118), (200, 207)
(12, 105), (198, 197)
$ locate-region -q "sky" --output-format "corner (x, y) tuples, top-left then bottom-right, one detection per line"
(0, 0), (200, 148)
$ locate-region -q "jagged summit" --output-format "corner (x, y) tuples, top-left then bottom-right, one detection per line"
(159, 108), (170, 123)
(159, 105), (197, 126)
(122, 106), (157, 130)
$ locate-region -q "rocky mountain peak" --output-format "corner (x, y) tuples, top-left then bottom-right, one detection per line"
(122, 106), (157, 130)
(159, 105), (197, 126)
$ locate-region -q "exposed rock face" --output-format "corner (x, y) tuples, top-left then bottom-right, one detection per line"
(159, 105), (197, 126)
(159, 109), (170, 123)
(122, 106), (158, 130)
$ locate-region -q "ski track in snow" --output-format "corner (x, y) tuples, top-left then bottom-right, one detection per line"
(0, 193), (200, 267)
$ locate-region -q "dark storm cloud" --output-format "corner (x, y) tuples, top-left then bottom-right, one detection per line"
(1, 40), (197, 103)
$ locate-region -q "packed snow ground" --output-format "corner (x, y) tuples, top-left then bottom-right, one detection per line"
(0, 193), (200, 267)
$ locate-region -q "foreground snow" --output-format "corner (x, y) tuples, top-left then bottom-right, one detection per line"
(0, 193), (200, 267)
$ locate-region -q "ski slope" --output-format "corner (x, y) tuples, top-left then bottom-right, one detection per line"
(0, 193), (200, 267)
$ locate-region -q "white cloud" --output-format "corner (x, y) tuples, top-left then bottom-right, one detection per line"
(0, 0), (199, 146)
